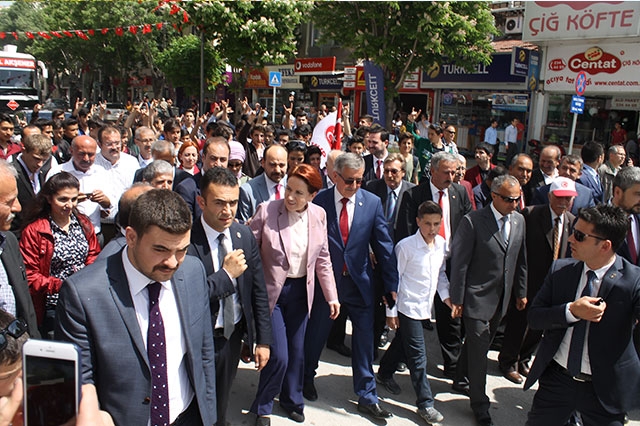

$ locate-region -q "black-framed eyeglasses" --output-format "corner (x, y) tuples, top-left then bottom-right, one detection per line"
(0, 319), (28, 351)
(492, 192), (521, 203)
(384, 168), (401, 175)
(573, 229), (606, 243)
(337, 173), (363, 185)
(286, 140), (307, 153)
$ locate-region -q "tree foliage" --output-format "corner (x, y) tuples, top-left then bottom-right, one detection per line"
(156, 34), (224, 96)
(312, 1), (498, 124)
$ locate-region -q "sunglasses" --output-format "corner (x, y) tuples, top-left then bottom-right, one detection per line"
(286, 141), (307, 152)
(492, 192), (521, 203)
(0, 319), (28, 351)
(337, 173), (363, 185)
(572, 229), (606, 243)
(445, 130), (456, 134)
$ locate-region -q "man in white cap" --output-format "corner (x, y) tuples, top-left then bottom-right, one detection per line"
(499, 177), (577, 384)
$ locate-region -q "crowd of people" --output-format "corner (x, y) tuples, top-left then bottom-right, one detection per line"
(0, 97), (638, 426)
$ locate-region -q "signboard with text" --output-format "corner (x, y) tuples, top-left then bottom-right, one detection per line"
(544, 42), (640, 93)
(523, 1), (640, 42)
(294, 57), (336, 75)
(421, 54), (526, 88)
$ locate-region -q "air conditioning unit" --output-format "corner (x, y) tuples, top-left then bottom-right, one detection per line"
(505, 16), (524, 34)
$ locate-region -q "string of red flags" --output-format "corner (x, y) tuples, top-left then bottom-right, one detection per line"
(0, 21), (183, 41)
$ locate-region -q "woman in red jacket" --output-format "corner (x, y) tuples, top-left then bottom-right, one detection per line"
(19, 171), (100, 338)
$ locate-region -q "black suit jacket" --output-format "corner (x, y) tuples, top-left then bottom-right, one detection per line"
(524, 168), (547, 205)
(525, 257), (640, 413)
(0, 232), (39, 338)
(362, 154), (383, 185)
(188, 219), (272, 348)
(11, 158), (47, 238)
(522, 205), (574, 299)
(363, 178), (415, 242)
(617, 213), (640, 266)
(396, 180), (472, 244)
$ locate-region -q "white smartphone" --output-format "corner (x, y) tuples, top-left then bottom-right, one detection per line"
(22, 339), (81, 426)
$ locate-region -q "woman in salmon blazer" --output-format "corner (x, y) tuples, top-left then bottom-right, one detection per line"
(249, 163), (340, 425)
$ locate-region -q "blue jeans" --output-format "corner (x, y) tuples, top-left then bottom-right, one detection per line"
(399, 312), (435, 409)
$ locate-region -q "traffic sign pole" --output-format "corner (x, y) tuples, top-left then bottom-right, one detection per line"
(268, 71), (282, 124)
(272, 86), (276, 123)
(568, 112), (578, 155)
(569, 72), (588, 154)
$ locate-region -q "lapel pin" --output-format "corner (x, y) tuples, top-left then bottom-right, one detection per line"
(236, 231), (241, 239)
(451, 195), (456, 199)
(609, 273), (616, 279)
(358, 202), (363, 206)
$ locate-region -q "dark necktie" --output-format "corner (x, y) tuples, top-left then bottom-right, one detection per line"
(376, 159), (382, 179)
(218, 233), (235, 339)
(386, 190), (397, 222)
(552, 216), (561, 260)
(567, 270), (596, 376)
(627, 217), (638, 264)
(501, 215), (509, 245)
(339, 198), (349, 245)
(438, 190), (446, 238)
(147, 282), (169, 426)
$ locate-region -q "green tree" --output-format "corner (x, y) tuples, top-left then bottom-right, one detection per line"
(156, 34), (224, 96)
(312, 1), (498, 127)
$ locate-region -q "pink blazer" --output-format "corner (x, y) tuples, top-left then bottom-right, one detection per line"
(250, 199), (338, 314)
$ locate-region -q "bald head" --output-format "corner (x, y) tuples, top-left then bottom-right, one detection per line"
(118, 183), (153, 230)
(325, 149), (342, 176)
(71, 135), (98, 172)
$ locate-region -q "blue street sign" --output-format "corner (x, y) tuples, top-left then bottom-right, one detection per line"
(268, 71), (282, 87)
(570, 95), (585, 114)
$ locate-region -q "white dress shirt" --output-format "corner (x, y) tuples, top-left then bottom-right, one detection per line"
(265, 175), (285, 201)
(122, 249), (192, 424)
(490, 203), (510, 241)
(387, 232), (449, 320)
(95, 151), (141, 222)
(16, 154), (41, 194)
(553, 258), (615, 375)
(333, 188), (355, 230)
(430, 182), (451, 248)
(287, 209), (309, 278)
(200, 217), (242, 327)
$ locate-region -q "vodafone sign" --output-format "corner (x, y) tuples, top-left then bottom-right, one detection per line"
(544, 43), (640, 93)
(294, 57), (336, 75)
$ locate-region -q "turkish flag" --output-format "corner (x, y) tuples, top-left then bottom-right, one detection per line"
(311, 111), (338, 169)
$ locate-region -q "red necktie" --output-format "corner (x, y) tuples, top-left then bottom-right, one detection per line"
(376, 159), (382, 179)
(438, 190), (446, 238)
(275, 184), (282, 200)
(340, 197), (349, 245)
(519, 190), (525, 210)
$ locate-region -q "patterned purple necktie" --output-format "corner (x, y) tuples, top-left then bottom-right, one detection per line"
(147, 282), (169, 426)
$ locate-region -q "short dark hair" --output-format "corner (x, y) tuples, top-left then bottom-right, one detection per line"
(33, 118), (54, 130)
(62, 117), (78, 129)
(367, 123), (389, 142)
(76, 107), (89, 118)
(0, 113), (12, 125)
(581, 141), (604, 163)
(487, 165), (508, 181)
(417, 200), (442, 218)
(578, 204), (628, 251)
(163, 118), (181, 134)
(97, 124), (120, 144)
(0, 310), (29, 366)
(200, 166), (238, 197)
(129, 189), (192, 236)
(211, 123), (233, 140)
(294, 124), (312, 137)
(475, 142), (494, 156)
(428, 124), (443, 136)
(306, 144), (322, 158)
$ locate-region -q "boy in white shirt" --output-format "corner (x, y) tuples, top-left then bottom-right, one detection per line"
(386, 200), (449, 424)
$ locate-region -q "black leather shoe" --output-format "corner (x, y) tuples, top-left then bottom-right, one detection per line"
(327, 342), (352, 357)
(518, 362), (530, 377)
(287, 411), (305, 423)
(302, 381), (318, 401)
(475, 411), (494, 426)
(451, 381), (470, 397)
(255, 416), (271, 426)
(375, 373), (401, 395)
(357, 402), (393, 419)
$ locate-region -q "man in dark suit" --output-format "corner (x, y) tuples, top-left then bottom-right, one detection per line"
(450, 174), (528, 426)
(610, 166), (640, 356)
(474, 165), (508, 209)
(238, 144), (288, 223)
(175, 137), (230, 220)
(396, 151), (472, 380)
(303, 153), (398, 420)
(577, 141), (605, 204)
(0, 160), (39, 338)
(362, 124), (389, 184)
(509, 154), (534, 207)
(10, 133), (53, 238)
(531, 155), (596, 215)
(525, 145), (561, 204)
(499, 177), (576, 385)
(190, 167), (272, 426)
(524, 204), (640, 425)
(364, 153), (415, 361)
(55, 190), (217, 426)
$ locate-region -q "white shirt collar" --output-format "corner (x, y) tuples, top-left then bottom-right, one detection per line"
(121, 247), (170, 298)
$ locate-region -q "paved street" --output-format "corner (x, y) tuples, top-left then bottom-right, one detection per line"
(227, 324), (640, 425)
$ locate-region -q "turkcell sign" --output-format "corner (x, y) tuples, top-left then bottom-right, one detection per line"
(570, 95), (585, 114)
(363, 60), (386, 126)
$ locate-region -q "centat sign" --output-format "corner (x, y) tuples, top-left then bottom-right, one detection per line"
(568, 46), (621, 75)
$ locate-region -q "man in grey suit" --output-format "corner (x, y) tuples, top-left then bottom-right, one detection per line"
(0, 160), (39, 338)
(55, 189), (216, 426)
(237, 144), (287, 223)
(450, 174), (528, 426)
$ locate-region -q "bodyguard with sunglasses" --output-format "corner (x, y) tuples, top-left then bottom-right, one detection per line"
(525, 204), (640, 426)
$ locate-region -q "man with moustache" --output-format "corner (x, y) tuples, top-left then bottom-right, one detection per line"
(238, 144), (288, 223)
